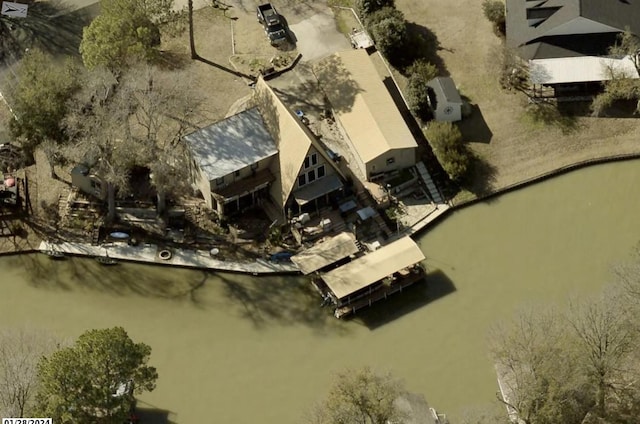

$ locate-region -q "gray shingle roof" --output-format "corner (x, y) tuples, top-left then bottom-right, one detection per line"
(506, 0), (640, 60)
(184, 107), (278, 181)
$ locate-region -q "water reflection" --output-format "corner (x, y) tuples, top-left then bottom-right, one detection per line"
(3, 160), (640, 423)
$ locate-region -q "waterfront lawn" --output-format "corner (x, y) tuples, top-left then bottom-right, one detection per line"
(394, 0), (640, 197)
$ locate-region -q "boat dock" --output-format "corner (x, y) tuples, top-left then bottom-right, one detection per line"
(310, 236), (427, 318)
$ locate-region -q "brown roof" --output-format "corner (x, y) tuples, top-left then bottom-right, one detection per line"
(315, 50), (417, 164)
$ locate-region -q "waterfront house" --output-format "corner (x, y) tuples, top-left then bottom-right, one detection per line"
(186, 77), (346, 222)
(506, 0), (640, 96)
(185, 107), (279, 218)
(315, 50), (418, 182)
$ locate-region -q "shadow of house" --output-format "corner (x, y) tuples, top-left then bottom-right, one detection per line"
(457, 103), (493, 144)
(185, 77), (347, 223)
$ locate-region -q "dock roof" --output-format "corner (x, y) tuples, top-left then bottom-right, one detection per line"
(322, 236), (425, 300)
(290, 232), (359, 275)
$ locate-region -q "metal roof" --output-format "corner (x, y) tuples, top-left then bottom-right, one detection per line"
(184, 108), (278, 181)
(529, 55), (639, 84)
(315, 50), (417, 164)
(290, 232), (359, 274)
(322, 236), (425, 300)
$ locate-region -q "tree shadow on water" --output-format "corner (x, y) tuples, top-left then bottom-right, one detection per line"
(14, 253), (214, 307)
(354, 268), (457, 330)
(217, 272), (352, 334)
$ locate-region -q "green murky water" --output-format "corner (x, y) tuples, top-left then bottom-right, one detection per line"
(2, 160), (640, 423)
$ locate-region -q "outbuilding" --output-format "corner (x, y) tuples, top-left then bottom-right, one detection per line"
(427, 77), (463, 122)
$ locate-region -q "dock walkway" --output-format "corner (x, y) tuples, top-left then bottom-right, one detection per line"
(39, 241), (299, 275)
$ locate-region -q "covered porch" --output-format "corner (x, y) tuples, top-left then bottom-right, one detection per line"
(212, 169), (275, 218)
(289, 173), (344, 216)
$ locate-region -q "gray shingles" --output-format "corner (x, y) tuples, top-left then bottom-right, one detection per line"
(184, 108), (278, 181)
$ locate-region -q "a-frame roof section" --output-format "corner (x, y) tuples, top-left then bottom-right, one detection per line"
(315, 50), (417, 164)
(253, 77), (344, 209)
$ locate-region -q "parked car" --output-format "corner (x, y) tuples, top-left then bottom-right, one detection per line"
(257, 3), (287, 46)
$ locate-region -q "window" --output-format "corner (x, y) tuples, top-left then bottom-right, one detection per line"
(317, 165), (325, 178)
(311, 153), (318, 166)
(235, 170), (241, 177)
(298, 174), (306, 187)
(304, 157), (310, 169)
(307, 169), (316, 183)
(386, 157), (395, 165)
(216, 177), (225, 186)
(251, 163), (259, 170)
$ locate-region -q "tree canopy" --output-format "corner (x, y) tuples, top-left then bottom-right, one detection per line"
(365, 7), (407, 66)
(591, 29), (640, 116)
(489, 283), (640, 424)
(405, 59), (438, 121)
(308, 367), (406, 424)
(8, 49), (80, 156)
(79, 0), (174, 71)
(34, 327), (157, 424)
(424, 121), (473, 182)
(355, 0), (395, 19)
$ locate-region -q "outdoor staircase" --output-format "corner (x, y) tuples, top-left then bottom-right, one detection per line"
(415, 162), (444, 204)
(57, 186), (73, 228)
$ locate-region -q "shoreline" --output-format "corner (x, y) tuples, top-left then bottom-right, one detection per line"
(8, 152), (640, 273)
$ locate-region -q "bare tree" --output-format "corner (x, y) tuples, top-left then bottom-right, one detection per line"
(488, 307), (592, 424)
(567, 291), (639, 418)
(0, 328), (60, 418)
(64, 64), (202, 219)
(116, 65), (202, 215)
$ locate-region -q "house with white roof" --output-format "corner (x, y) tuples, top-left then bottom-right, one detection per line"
(506, 0), (640, 96)
(315, 49), (418, 181)
(186, 77), (345, 221)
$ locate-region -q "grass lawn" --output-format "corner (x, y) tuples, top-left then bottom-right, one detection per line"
(394, 0), (640, 198)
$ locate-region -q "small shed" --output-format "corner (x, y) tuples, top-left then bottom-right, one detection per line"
(427, 77), (463, 122)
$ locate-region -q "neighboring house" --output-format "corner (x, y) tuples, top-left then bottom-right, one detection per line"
(506, 0), (640, 93)
(426, 77), (463, 122)
(186, 77), (345, 221)
(185, 107), (279, 217)
(315, 49), (417, 181)
(71, 164), (107, 201)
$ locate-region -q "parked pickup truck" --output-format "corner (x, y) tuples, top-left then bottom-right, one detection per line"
(257, 3), (287, 46)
